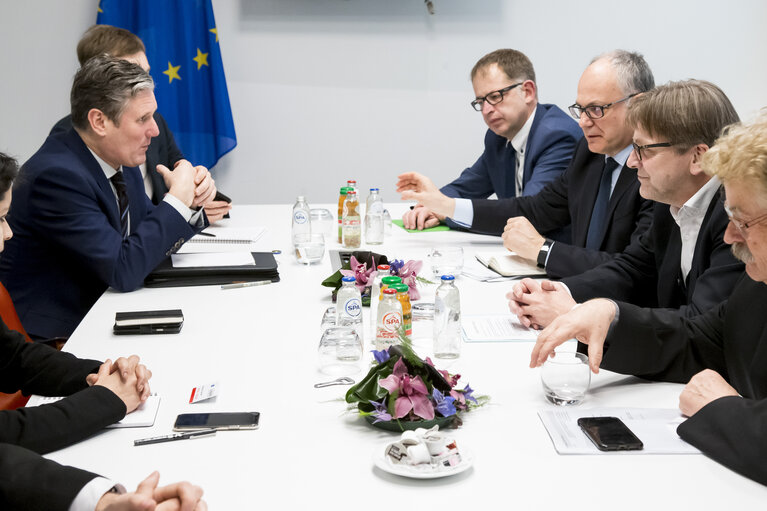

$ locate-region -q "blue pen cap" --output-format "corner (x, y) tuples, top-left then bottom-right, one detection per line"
(342, 276), (356, 283)
(441, 275), (455, 281)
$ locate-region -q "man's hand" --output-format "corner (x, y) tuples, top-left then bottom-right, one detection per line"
(157, 160), (196, 208)
(396, 172), (456, 219)
(96, 471), (206, 511)
(203, 200), (232, 223)
(507, 278), (576, 330)
(502, 217), (545, 261)
(679, 369), (739, 417)
(91, 355), (152, 413)
(529, 298), (617, 373)
(191, 165), (217, 208)
(402, 205), (442, 230)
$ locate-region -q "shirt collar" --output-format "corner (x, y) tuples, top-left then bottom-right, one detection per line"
(87, 147), (121, 180)
(670, 175), (721, 220)
(609, 145), (633, 168)
(509, 106), (536, 155)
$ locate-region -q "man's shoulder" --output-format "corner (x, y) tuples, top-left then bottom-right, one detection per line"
(532, 104), (581, 137)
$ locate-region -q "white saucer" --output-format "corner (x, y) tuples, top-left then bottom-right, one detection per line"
(372, 441), (474, 479)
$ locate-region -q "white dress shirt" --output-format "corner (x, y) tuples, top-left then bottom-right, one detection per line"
(670, 176), (721, 279)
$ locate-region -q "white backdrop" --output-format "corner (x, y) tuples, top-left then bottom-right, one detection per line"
(1, 0), (766, 204)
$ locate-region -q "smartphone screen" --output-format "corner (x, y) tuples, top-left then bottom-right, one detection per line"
(174, 412), (260, 431)
(577, 416), (643, 451)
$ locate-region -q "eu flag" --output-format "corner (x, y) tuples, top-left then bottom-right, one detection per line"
(97, 0), (237, 169)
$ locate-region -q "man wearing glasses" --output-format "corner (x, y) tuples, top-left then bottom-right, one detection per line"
(509, 80), (744, 329)
(398, 50), (654, 278)
(400, 48), (581, 231)
(528, 115), (767, 487)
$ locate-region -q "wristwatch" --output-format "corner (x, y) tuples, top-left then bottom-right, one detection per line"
(537, 239), (554, 268)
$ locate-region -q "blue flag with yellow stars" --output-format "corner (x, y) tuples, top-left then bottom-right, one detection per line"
(97, 0), (236, 169)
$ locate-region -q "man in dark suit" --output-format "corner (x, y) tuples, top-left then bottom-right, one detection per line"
(397, 50), (655, 278)
(0, 56), (217, 340)
(529, 115), (767, 486)
(0, 152), (205, 510)
(50, 24), (232, 221)
(509, 80), (744, 328)
(401, 48), (582, 231)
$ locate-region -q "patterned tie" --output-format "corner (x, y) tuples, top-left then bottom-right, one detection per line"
(110, 170), (130, 239)
(585, 157), (620, 250)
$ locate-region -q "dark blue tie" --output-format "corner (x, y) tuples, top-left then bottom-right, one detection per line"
(586, 158), (619, 250)
(110, 170), (130, 239)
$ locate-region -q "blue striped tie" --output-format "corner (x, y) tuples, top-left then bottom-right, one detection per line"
(110, 171), (130, 239)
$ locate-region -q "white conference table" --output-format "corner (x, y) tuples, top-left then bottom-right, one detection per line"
(41, 204), (765, 509)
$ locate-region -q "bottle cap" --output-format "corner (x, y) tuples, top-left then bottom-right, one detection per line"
(381, 276), (402, 285)
(370, 188), (379, 192)
(377, 264), (390, 270)
(339, 187), (352, 195)
(347, 190), (357, 197)
(392, 283), (409, 293)
(440, 275), (455, 281)
(382, 288), (397, 295)
(341, 276), (356, 283)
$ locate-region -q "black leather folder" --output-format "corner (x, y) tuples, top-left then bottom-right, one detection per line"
(144, 252), (280, 288)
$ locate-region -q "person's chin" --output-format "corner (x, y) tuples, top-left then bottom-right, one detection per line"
(584, 136), (605, 154)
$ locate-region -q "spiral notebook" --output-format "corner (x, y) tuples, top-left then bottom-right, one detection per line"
(28, 394), (161, 428)
(185, 227), (266, 245)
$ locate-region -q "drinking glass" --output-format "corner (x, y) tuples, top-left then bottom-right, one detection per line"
(428, 246), (464, 277)
(540, 351), (591, 406)
(310, 208), (335, 240)
(318, 327), (363, 375)
(294, 233), (325, 264)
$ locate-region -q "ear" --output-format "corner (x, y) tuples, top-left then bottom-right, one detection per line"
(689, 143), (710, 176)
(86, 108), (109, 137)
(522, 80), (537, 103)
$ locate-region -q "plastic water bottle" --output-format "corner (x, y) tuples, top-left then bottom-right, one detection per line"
(376, 288), (403, 351)
(342, 190), (361, 248)
(365, 188), (384, 245)
(434, 275), (461, 359)
(368, 264), (390, 340)
(337, 276), (363, 339)
(292, 196), (311, 246)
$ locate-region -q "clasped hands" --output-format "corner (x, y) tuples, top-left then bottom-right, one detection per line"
(86, 354), (152, 414)
(96, 471), (206, 511)
(157, 160), (230, 222)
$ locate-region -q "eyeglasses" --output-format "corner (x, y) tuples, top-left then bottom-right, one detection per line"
(723, 202), (767, 238)
(470, 82), (524, 112)
(631, 142), (674, 161)
(568, 93), (639, 120)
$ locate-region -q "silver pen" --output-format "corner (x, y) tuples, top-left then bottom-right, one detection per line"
(221, 280), (273, 290)
(134, 429), (216, 446)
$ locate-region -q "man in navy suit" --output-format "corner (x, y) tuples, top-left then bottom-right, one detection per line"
(0, 55), (217, 340)
(401, 49), (582, 231)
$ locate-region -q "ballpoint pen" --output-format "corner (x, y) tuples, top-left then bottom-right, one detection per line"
(197, 231), (216, 237)
(221, 281), (273, 290)
(134, 429), (217, 446)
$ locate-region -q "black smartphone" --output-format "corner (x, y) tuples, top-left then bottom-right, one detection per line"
(173, 412), (260, 431)
(577, 416), (643, 451)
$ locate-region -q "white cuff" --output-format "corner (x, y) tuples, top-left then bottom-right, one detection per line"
(163, 194), (201, 226)
(68, 477), (125, 511)
(450, 198), (474, 228)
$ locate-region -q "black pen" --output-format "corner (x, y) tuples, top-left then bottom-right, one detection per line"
(134, 429), (216, 446)
(197, 231), (216, 237)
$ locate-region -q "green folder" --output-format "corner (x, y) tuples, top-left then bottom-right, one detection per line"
(392, 219), (451, 233)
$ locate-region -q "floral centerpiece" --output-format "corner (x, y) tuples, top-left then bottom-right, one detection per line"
(345, 335), (488, 431)
(322, 251), (432, 305)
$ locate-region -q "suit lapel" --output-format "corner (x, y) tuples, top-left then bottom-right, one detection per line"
(521, 105), (543, 188)
(573, 154), (605, 246)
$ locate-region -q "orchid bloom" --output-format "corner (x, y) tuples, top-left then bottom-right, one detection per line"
(339, 255), (376, 294)
(432, 388), (457, 417)
(389, 259), (423, 300)
(378, 358), (435, 420)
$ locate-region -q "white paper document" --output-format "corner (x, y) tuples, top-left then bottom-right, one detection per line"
(171, 252), (255, 268)
(462, 314), (538, 342)
(28, 395), (161, 428)
(475, 251), (546, 277)
(538, 407), (701, 455)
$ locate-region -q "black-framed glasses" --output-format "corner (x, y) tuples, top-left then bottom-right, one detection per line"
(631, 142), (674, 161)
(568, 93), (639, 120)
(723, 202), (767, 238)
(470, 82), (524, 111)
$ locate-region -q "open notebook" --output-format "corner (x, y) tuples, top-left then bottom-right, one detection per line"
(29, 394), (160, 428)
(475, 252), (546, 277)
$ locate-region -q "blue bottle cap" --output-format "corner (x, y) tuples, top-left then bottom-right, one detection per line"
(370, 187), (379, 191)
(441, 275), (455, 281)
(342, 276), (356, 283)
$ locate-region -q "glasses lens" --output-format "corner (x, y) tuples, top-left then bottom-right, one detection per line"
(486, 91), (503, 105)
(585, 106), (604, 119)
(568, 105), (582, 119)
(470, 100), (482, 111)
(632, 143), (642, 161)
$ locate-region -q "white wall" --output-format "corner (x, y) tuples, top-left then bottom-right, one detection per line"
(1, 0), (766, 205)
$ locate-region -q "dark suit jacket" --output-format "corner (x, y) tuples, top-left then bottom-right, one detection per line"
(440, 104), (582, 201)
(563, 188), (744, 316)
(603, 275), (767, 486)
(51, 112), (184, 205)
(0, 128), (201, 339)
(470, 137), (654, 278)
(0, 320), (125, 509)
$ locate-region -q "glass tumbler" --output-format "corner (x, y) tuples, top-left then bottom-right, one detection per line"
(318, 327), (363, 375)
(540, 351), (591, 406)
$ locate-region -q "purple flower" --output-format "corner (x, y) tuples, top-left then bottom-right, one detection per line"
(368, 399), (392, 423)
(389, 259), (424, 300)
(389, 259), (405, 275)
(462, 384), (478, 404)
(432, 388), (457, 417)
(339, 255), (376, 294)
(371, 348), (390, 364)
(378, 358), (435, 420)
